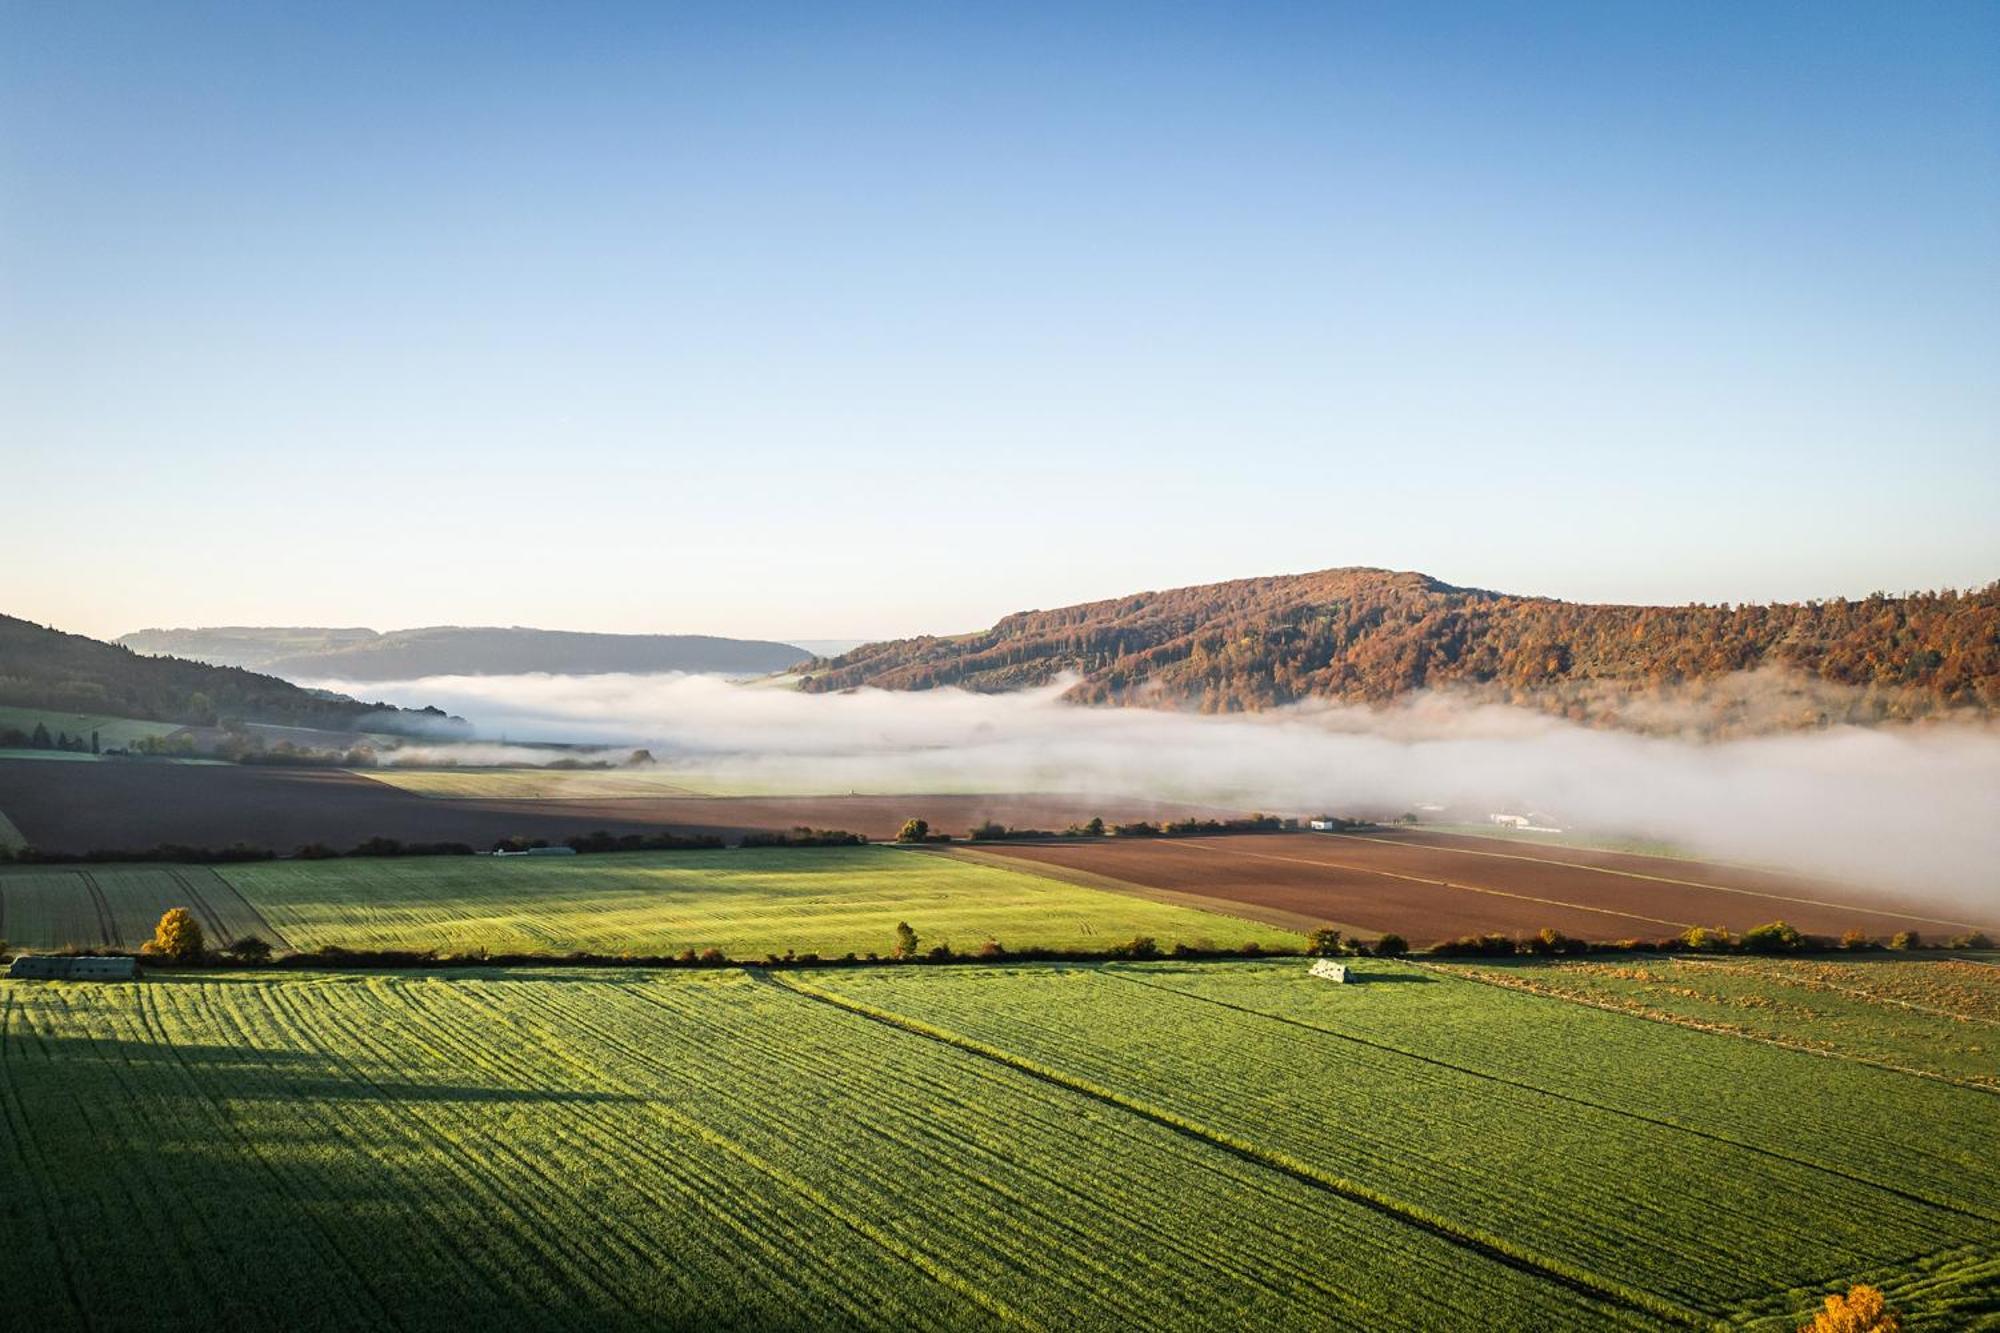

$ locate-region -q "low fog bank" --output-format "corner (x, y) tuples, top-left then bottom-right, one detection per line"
(309, 672), (2000, 910)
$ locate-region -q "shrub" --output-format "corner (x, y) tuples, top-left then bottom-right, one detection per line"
(1525, 927), (1584, 957)
(894, 921), (920, 959)
(150, 908), (205, 962)
(1742, 921), (1805, 954)
(1799, 1283), (1901, 1333)
(226, 935), (273, 963)
(1431, 933), (1515, 958)
(1306, 928), (1344, 957)
(1839, 929), (1873, 951)
(1119, 936), (1161, 960)
(977, 938), (1006, 959)
(1374, 933), (1408, 957)
(967, 820), (1007, 842)
(895, 818), (929, 844)
(1948, 931), (1992, 950)
(1888, 931), (1920, 952)
(696, 947), (727, 965)
(925, 942), (956, 961)
(1680, 926), (1736, 953)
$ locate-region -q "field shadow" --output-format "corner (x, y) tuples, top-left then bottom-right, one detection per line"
(8, 1034), (646, 1106)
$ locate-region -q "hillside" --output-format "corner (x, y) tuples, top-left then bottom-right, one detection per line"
(801, 568), (2000, 727)
(0, 615), (453, 734)
(119, 625), (811, 680)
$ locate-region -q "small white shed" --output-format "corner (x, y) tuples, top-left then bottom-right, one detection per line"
(1308, 959), (1348, 983)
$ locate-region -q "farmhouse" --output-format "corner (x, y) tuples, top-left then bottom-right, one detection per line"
(1308, 959), (1348, 983)
(7, 954), (141, 981)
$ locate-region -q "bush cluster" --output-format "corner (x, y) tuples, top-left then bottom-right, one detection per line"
(738, 827), (866, 848)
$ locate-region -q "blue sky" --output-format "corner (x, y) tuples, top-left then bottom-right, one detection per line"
(3, 1), (1995, 641)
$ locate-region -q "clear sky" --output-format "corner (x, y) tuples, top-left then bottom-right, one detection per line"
(4, 1), (1995, 643)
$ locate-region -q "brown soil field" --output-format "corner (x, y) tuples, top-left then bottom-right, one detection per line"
(968, 831), (1988, 945)
(0, 758), (1213, 852)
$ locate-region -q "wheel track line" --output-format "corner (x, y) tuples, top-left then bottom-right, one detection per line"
(834, 973), (1919, 1297)
(161, 980), (408, 1331)
(608, 976), (1363, 1322)
(88, 985), (260, 1325)
(166, 869), (238, 949)
(447, 973), (989, 1331)
(1329, 832), (1987, 931)
(767, 972), (1700, 1328)
(0, 990), (93, 1326)
(269, 977), (641, 1319)
(444, 976), (1045, 1332)
(1432, 963), (2000, 1097)
(502, 976), (1057, 1330)
(78, 870), (121, 948)
(484, 976), (1016, 1328)
(1101, 969), (2000, 1227)
(242, 981), (507, 1307)
(1175, 839), (1692, 930)
(384, 979), (821, 1323)
(200, 869), (294, 951)
(42, 988), (214, 1326)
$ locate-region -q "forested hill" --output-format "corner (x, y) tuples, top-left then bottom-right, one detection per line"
(118, 625), (811, 680)
(800, 569), (2000, 727)
(0, 615), (454, 733)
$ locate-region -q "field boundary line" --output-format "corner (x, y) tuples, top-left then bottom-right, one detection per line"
(935, 845), (1340, 938)
(1175, 840), (1692, 931)
(767, 971), (1702, 1328)
(1101, 968), (2000, 1227)
(1328, 833), (1987, 932)
(1426, 962), (2000, 1097)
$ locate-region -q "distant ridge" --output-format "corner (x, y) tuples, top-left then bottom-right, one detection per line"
(0, 615), (452, 733)
(801, 567), (2000, 728)
(118, 625), (811, 681)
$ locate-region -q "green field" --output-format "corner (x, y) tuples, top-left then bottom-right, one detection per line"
(0, 865), (283, 952)
(0, 847), (1302, 958)
(0, 704), (183, 750)
(1440, 954), (2000, 1089)
(2, 960), (1994, 1330)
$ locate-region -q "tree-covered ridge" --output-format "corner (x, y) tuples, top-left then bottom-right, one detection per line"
(802, 568), (2000, 725)
(0, 614), (447, 732)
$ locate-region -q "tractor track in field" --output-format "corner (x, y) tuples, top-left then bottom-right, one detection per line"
(764, 971), (1701, 1328)
(1100, 968), (2000, 1226)
(78, 871), (121, 948)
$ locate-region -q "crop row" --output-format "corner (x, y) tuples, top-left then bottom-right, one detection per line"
(2, 969), (1635, 1331)
(807, 963), (1999, 1315)
(1442, 955), (2000, 1090)
(1113, 960), (2000, 1219)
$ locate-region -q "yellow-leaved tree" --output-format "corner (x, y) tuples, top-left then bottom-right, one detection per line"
(1800, 1285), (1901, 1333)
(150, 907), (205, 962)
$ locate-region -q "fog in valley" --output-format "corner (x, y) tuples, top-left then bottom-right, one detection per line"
(320, 671), (2000, 911)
